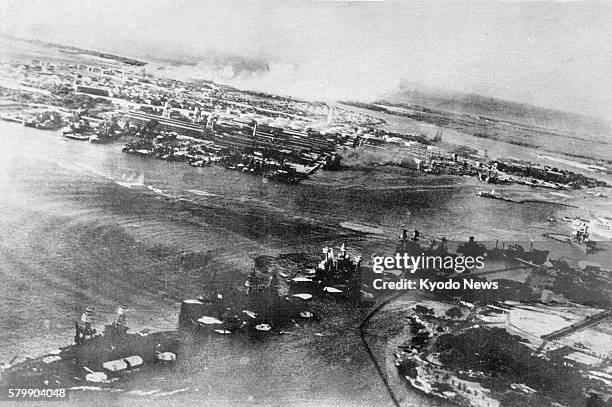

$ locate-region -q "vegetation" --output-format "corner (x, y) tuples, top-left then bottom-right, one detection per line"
(435, 327), (592, 407)
(56, 93), (113, 112)
(339, 146), (415, 168)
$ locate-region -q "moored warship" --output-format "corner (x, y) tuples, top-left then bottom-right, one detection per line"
(0, 310), (180, 389)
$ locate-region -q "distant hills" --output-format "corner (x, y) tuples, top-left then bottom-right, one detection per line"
(0, 34), (146, 66)
(381, 81), (611, 138)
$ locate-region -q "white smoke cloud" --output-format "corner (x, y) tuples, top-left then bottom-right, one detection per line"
(158, 57), (402, 103)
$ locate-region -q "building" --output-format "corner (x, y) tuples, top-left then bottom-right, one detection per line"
(127, 111), (208, 139)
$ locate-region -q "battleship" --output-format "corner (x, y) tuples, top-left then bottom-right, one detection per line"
(0, 316), (180, 389)
(179, 247), (368, 335)
(544, 231), (596, 254)
(458, 236), (551, 265)
(505, 242), (550, 264)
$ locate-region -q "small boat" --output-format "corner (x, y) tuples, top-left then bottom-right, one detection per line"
(476, 189), (514, 202)
(323, 287), (343, 293)
(197, 316), (223, 325)
(291, 277), (313, 283)
(292, 293), (312, 300)
(63, 133), (90, 141)
(156, 352), (177, 362)
(242, 310), (257, 319)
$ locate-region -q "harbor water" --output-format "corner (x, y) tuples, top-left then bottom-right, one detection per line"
(0, 120), (596, 406)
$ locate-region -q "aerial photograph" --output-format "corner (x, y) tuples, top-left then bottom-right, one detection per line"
(0, 1), (610, 406)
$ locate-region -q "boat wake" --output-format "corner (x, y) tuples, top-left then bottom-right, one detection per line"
(146, 185), (176, 199)
(68, 386), (192, 398)
(115, 172), (145, 188)
(187, 189), (217, 197)
(339, 221), (385, 235)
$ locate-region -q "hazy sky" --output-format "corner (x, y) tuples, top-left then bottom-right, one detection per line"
(1, 0), (611, 119)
